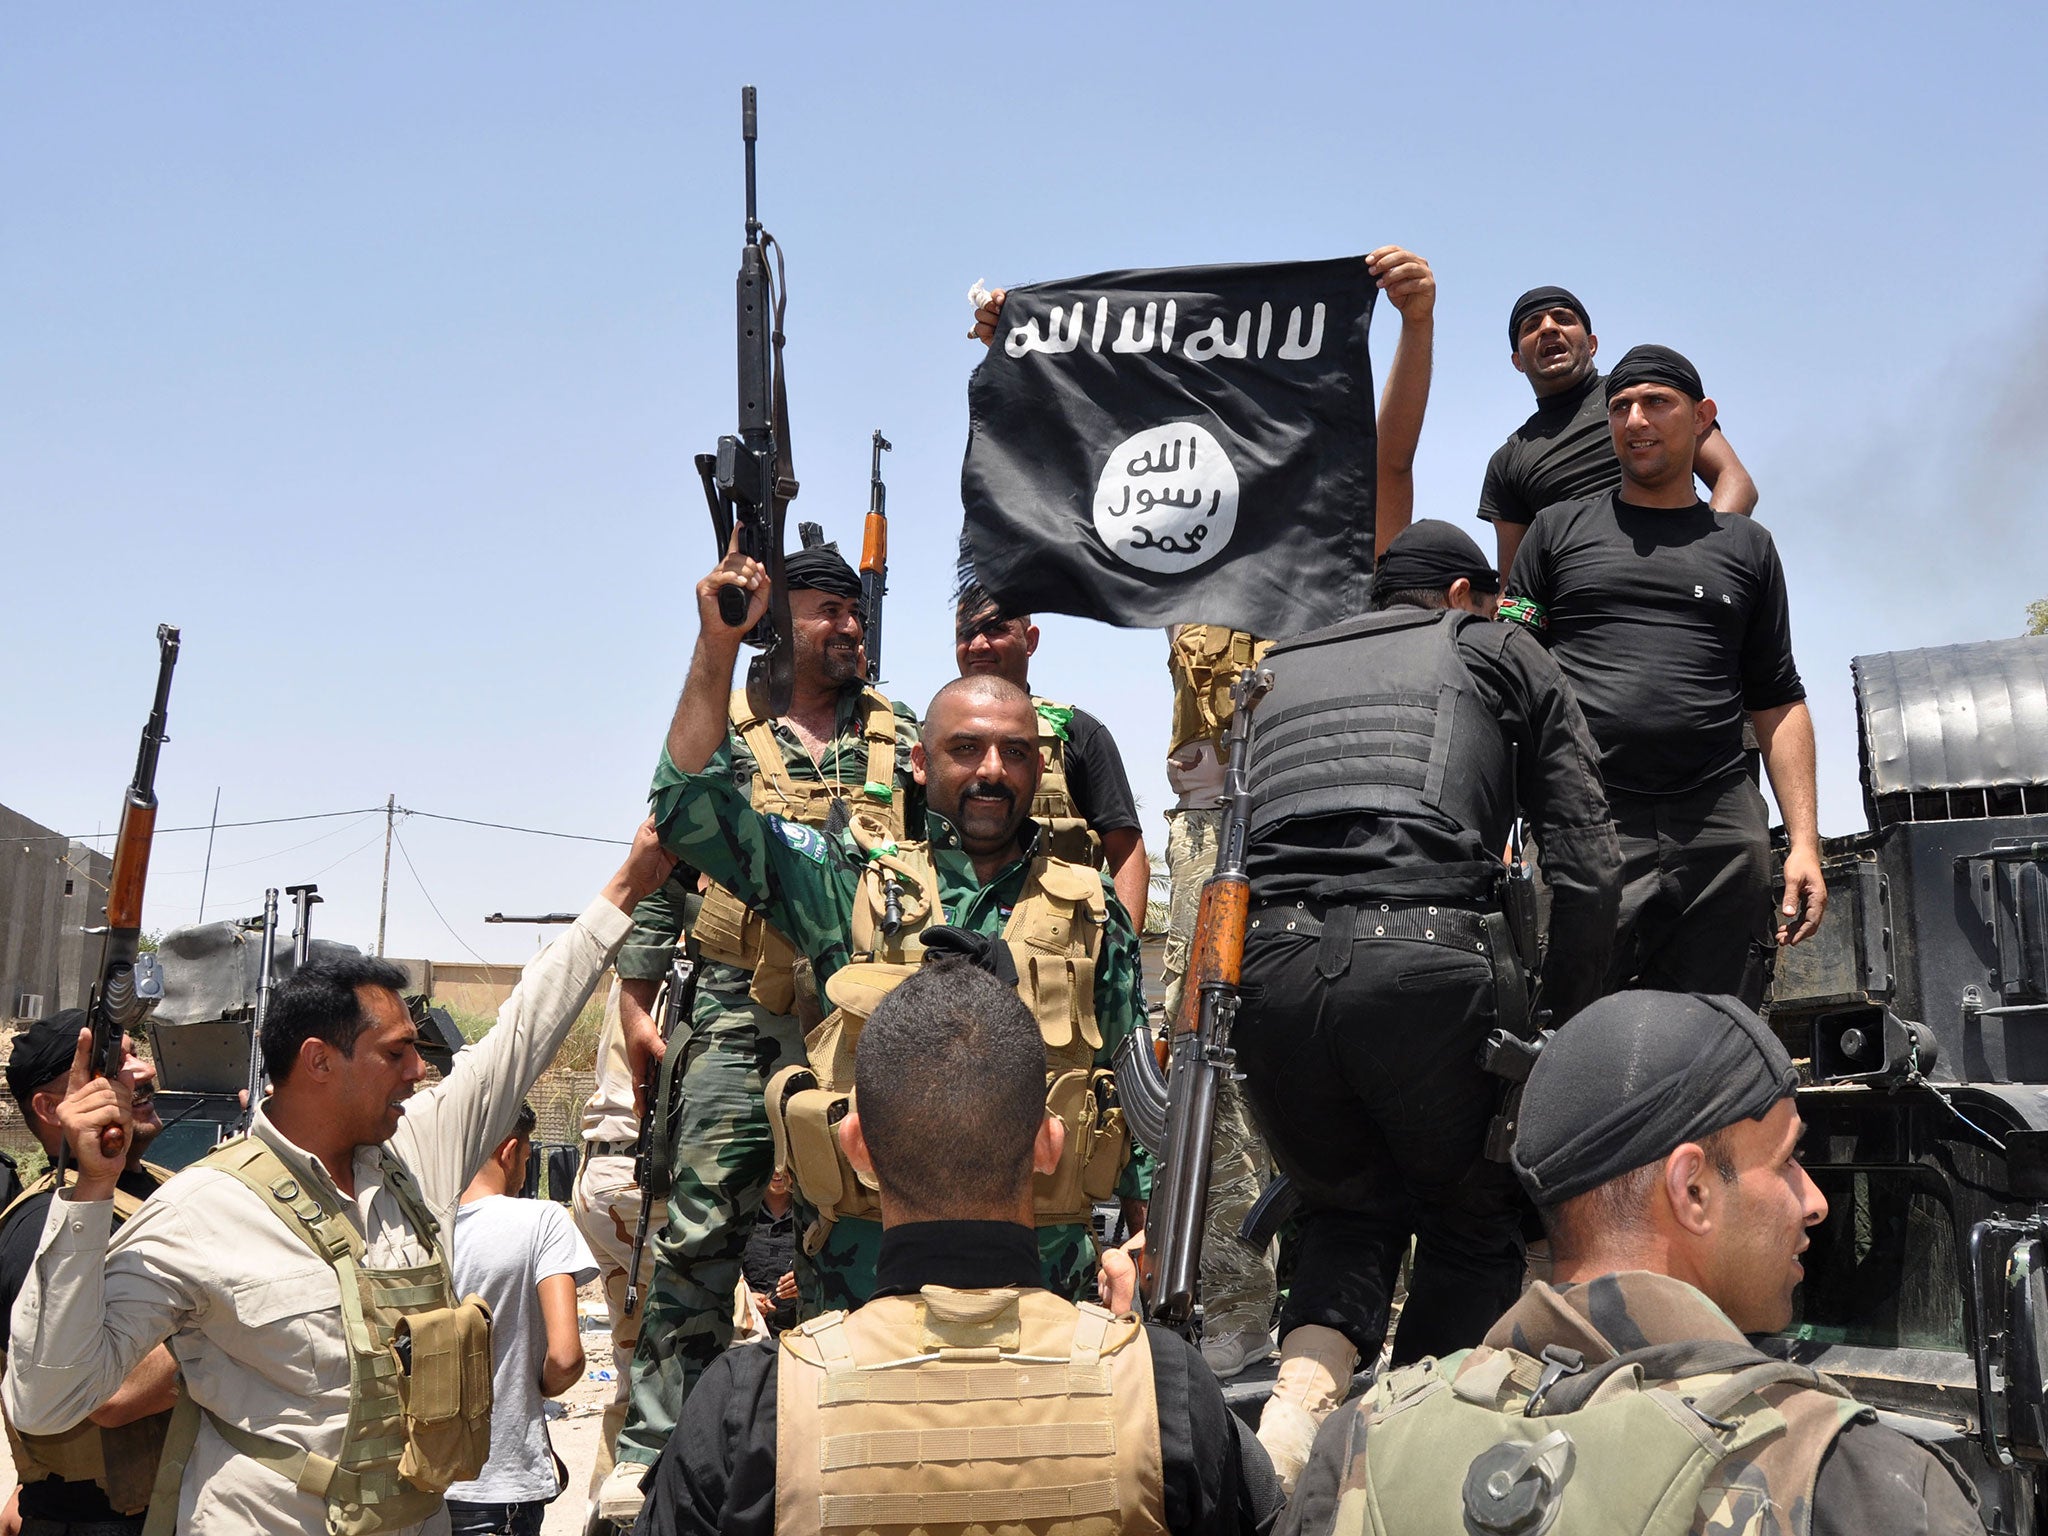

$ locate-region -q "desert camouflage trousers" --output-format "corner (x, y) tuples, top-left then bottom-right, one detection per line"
(571, 1149), (659, 1495)
(1164, 805), (1279, 1341)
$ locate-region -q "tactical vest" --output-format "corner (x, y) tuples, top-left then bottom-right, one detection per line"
(695, 687), (907, 1018)
(1030, 696), (1099, 867)
(774, 1286), (1167, 1536)
(1249, 608), (1511, 849)
(1339, 1341), (1876, 1536)
(765, 840), (1129, 1249)
(143, 1136), (493, 1536)
(1167, 625), (1271, 756)
(0, 1164), (175, 1516)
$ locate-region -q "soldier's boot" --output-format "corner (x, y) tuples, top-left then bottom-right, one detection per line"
(596, 1459), (652, 1523)
(1255, 1324), (1358, 1495)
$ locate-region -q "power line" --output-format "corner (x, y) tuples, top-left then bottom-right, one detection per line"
(401, 810), (630, 846)
(390, 826), (495, 969)
(23, 803), (629, 847)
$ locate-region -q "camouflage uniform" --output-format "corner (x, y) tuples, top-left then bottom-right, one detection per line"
(1279, 1270), (1981, 1536)
(648, 739), (1151, 1321)
(614, 693), (921, 1473)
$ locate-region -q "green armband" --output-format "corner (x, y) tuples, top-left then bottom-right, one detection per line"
(862, 781), (893, 803)
(1498, 596), (1547, 631)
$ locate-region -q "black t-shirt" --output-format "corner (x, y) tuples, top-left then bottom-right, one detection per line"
(635, 1220), (1283, 1536)
(1503, 492), (1805, 796)
(0, 1163), (164, 1525)
(1054, 705), (1141, 835)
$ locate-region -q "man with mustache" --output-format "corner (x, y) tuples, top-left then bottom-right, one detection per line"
(600, 541), (925, 1525)
(1280, 992), (1981, 1536)
(635, 543), (1147, 1397)
(1480, 286), (1758, 583)
(0, 1013), (175, 1536)
(4, 825), (675, 1535)
(1501, 346), (1824, 1007)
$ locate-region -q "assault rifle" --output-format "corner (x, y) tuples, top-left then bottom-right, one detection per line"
(243, 889), (280, 1129)
(693, 84), (798, 720)
(85, 624), (182, 1158)
(1479, 748), (1549, 1162)
(1115, 666), (1272, 1334)
(861, 430), (891, 683)
(624, 953), (700, 1317)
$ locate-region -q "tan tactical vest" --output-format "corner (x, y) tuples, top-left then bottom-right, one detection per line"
(695, 687), (907, 1018)
(773, 1286), (1167, 1536)
(0, 1164), (175, 1515)
(1030, 696), (1098, 866)
(1166, 626), (1271, 755)
(143, 1136), (493, 1536)
(765, 840), (1129, 1248)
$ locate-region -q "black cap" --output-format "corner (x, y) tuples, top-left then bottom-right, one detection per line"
(1372, 519), (1500, 600)
(1604, 344), (1704, 404)
(7, 1008), (88, 1109)
(1509, 286), (1591, 347)
(782, 542), (861, 598)
(1512, 991), (1799, 1207)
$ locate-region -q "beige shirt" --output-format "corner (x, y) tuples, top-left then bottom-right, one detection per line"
(578, 976), (640, 1147)
(3, 896), (632, 1536)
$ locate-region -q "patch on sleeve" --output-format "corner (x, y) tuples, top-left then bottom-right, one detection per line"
(770, 817), (830, 864)
(1497, 596), (1547, 631)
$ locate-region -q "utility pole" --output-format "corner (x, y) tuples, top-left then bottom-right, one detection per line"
(197, 786), (222, 923)
(375, 793), (396, 957)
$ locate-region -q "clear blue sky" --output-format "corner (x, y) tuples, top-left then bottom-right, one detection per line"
(5, 4), (2044, 964)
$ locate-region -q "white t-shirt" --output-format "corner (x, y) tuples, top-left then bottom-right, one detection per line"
(444, 1194), (600, 1504)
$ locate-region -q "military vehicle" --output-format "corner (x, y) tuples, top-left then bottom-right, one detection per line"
(1766, 632), (2048, 1531)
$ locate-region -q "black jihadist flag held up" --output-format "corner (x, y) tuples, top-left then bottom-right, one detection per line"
(962, 258), (1376, 636)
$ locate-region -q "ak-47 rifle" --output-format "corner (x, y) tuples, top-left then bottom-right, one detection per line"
(85, 624), (182, 1158)
(624, 953), (700, 1317)
(244, 889), (280, 1130)
(1480, 746), (1549, 1161)
(1114, 666), (1272, 1335)
(694, 84), (798, 721)
(860, 430), (891, 684)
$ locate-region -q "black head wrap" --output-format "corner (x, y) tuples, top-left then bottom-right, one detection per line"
(783, 542), (861, 598)
(917, 926), (1019, 987)
(1603, 344), (1704, 404)
(6, 1008), (89, 1108)
(1372, 519), (1500, 600)
(1508, 285), (1591, 346)
(1512, 991), (1798, 1207)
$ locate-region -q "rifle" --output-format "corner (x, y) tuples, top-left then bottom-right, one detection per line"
(860, 430), (891, 683)
(85, 624), (182, 1159)
(244, 889), (279, 1130)
(624, 953), (700, 1317)
(1113, 666), (1271, 1335)
(1479, 746), (1549, 1162)
(693, 84), (798, 721)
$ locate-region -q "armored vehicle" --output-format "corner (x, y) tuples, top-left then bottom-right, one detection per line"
(1767, 632), (2048, 1531)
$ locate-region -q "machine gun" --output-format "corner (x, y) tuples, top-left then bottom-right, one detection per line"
(285, 883), (321, 966)
(693, 84), (798, 720)
(861, 430), (891, 683)
(1114, 666), (1271, 1335)
(83, 624), (181, 1159)
(624, 953), (700, 1317)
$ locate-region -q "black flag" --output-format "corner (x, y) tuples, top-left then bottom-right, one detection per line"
(962, 257), (1376, 637)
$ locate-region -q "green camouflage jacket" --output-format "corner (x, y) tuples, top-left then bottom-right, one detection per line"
(648, 741), (1150, 1199)
(1282, 1269), (1979, 1536)
(617, 690), (922, 982)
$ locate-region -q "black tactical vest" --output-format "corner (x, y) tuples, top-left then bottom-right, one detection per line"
(1248, 608), (1512, 848)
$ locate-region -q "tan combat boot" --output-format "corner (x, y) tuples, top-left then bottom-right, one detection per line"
(1255, 1324), (1358, 1495)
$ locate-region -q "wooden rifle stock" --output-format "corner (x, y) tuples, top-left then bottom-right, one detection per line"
(860, 430), (890, 683)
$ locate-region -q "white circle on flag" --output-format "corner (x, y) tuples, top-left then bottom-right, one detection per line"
(1092, 421), (1240, 574)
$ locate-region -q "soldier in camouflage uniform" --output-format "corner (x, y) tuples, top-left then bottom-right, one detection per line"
(649, 546), (1150, 1322)
(601, 542), (922, 1519)
(1279, 992), (1981, 1532)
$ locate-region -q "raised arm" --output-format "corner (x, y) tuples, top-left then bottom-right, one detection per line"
(1367, 247), (1435, 555)
(1696, 428), (1759, 515)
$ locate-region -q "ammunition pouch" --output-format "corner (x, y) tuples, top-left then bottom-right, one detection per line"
(391, 1295), (494, 1493)
(1167, 625), (1270, 756)
(1037, 816), (1101, 869)
(695, 885), (804, 1014)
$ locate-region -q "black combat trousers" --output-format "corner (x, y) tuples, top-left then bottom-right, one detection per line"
(1607, 773), (1775, 1009)
(1235, 908), (1526, 1366)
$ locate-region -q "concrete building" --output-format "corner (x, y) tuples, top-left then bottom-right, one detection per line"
(0, 803), (113, 1021)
